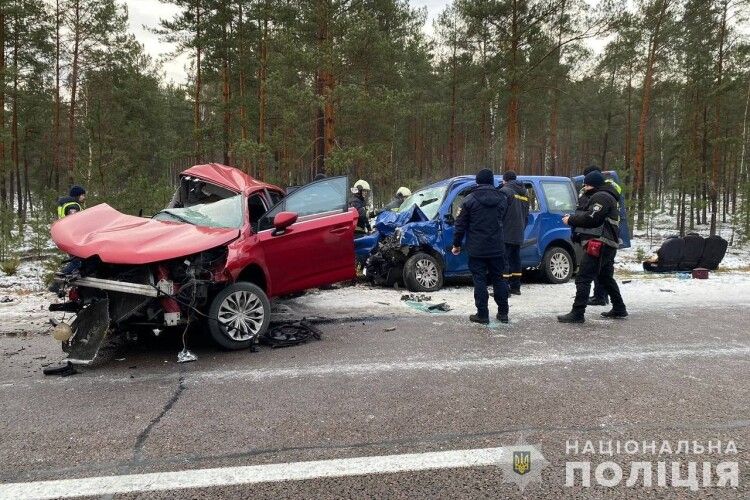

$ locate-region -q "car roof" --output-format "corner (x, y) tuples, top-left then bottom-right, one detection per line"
(181, 163), (280, 193)
(443, 174), (573, 186)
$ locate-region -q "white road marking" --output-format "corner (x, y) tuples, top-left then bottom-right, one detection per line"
(0, 447), (508, 499)
(1, 345), (748, 388)
(185, 345), (750, 383)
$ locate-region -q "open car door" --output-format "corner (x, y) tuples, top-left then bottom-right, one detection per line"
(255, 176), (357, 296)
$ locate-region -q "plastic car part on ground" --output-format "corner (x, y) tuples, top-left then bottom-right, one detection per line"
(260, 320), (323, 348)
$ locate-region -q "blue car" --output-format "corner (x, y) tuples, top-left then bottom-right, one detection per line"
(356, 172), (630, 292)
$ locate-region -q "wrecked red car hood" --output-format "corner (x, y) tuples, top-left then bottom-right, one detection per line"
(51, 204), (239, 265)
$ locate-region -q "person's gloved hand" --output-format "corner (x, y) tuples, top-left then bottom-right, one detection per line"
(451, 246), (461, 256)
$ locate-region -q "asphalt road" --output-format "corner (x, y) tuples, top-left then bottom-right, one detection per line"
(0, 303), (748, 498)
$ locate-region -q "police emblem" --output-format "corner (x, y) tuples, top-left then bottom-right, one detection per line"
(513, 451), (531, 475)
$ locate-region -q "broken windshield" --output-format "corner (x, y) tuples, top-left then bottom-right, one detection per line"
(154, 195), (243, 229)
(398, 185), (447, 220)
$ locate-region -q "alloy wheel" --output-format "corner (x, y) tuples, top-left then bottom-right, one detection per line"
(217, 290), (265, 341)
(415, 258), (439, 289)
(549, 252), (571, 281)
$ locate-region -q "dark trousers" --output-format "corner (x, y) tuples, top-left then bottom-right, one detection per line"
(572, 244), (626, 314)
(504, 243), (522, 291)
(468, 255), (509, 318)
(592, 278), (607, 300)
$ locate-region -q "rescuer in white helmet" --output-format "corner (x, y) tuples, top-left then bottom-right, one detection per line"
(349, 179), (372, 232)
(377, 186), (412, 215)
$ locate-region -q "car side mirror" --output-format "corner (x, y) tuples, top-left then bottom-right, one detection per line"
(272, 211), (298, 236)
(444, 213), (455, 225)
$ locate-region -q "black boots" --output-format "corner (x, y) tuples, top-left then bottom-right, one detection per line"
(557, 311), (585, 323)
(601, 309), (628, 319)
(470, 314), (489, 324)
(496, 312), (509, 324)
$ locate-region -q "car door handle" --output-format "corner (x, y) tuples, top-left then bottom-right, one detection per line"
(330, 226), (348, 235)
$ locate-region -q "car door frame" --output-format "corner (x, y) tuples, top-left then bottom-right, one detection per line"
(252, 176), (357, 296)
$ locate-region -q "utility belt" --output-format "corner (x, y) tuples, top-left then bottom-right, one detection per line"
(573, 217), (621, 248)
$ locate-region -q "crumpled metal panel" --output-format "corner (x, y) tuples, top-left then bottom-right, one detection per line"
(374, 205), (429, 237)
(65, 299), (111, 365)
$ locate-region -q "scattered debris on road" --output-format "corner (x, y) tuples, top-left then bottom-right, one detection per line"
(659, 288), (675, 293)
(260, 321), (323, 348)
(0, 296), (13, 303)
(427, 302), (451, 312)
(177, 348), (198, 363)
(42, 362), (77, 377)
(400, 293), (431, 302)
(384, 326), (397, 332)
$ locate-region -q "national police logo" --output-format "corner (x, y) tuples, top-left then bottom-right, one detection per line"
(513, 451), (531, 475)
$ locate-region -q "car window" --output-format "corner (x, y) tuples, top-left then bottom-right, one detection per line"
(399, 185), (448, 220)
(248, 193), (267, 227)
(155, 195), (244, 229)
(524, 183), (540, 212)
(542, 182), (577, 212)
(267, 189), (284, 205)
(259, 176), (347, 231)
(450, 188), (472, 219)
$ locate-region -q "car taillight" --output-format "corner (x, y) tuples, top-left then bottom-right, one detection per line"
(68, 287), (80, 302)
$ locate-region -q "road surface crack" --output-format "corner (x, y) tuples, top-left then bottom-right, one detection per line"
(133, 374), (185, 463)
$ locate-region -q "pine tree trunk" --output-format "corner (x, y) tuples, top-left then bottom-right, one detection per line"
(633, 0), (670, 230)
(709, 0), (727, 236)
(12, 23), (21, 215)
(0, 10), (6, 208)
(238, 3), (249, 174)
(447, 41), (457, 176)
(53, 0), (61, 190)
(67, 0), (81, 186)
(504, 0), (520, 170)
(194, 2), (202, 163)
(222, 22), (231, 166)
(258, 14), (268, 178)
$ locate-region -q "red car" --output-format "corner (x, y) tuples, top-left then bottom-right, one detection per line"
(50, 164), (357, 363)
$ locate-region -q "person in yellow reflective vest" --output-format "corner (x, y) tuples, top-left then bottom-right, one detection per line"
(49, 186), (87, 293)
(57, 185), (86, 219)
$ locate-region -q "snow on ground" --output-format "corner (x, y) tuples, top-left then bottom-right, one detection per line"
(0, 260), (49, 293)
(283, 271), (750, 322)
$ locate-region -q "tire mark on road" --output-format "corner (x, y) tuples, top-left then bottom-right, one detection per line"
(132, 374), (186, 463)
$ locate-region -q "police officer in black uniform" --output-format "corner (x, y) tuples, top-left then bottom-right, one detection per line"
(452, 168), (509, 324)
(558, 170), (627, 323)
(499, 171), (529, 295)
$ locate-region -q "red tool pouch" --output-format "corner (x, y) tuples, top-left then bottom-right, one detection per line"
(586, 239), (603, 258)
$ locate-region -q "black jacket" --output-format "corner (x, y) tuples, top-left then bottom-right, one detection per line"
(452, 185), (507, 258)
(568, 184), (621, 247)
(349, 194), (371, 231)
(499, 180), (529, 245)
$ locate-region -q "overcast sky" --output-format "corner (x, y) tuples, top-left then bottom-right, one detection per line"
(125, 0), (450, 84)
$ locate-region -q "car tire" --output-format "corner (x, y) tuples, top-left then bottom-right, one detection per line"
(208, 282), (271, 350)
(542, 246), (573, 284)
(403, 252), (444, 292)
